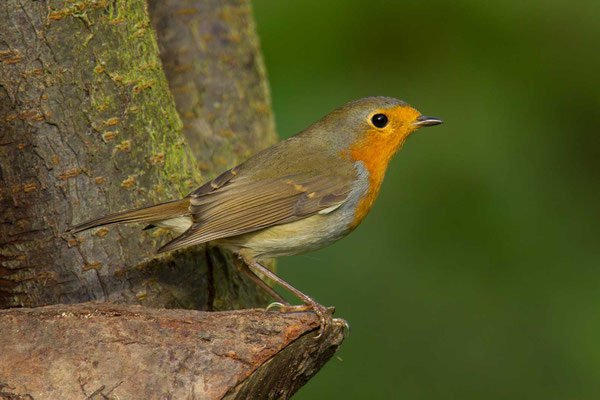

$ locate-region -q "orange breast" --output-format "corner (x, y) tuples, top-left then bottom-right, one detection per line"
(344, 106), (420, 229)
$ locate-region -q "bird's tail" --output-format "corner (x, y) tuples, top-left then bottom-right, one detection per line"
(67, 199), (190, 234)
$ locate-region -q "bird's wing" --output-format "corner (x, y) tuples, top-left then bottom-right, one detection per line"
(158, 167), (355, 253)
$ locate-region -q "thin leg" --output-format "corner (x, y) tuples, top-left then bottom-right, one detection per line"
(246, 259), (334, 339)
(236, 259), (290, 306)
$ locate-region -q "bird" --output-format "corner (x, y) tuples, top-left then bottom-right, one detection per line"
(68, 96), (443, 338)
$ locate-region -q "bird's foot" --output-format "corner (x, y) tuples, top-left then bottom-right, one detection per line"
(266, 300), (334, 339)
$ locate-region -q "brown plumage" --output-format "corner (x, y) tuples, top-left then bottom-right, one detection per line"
(66, 199), (190, 234)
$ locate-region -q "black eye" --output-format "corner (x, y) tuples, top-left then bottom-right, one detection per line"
(371, 113), (388, 128)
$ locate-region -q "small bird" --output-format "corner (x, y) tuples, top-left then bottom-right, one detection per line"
(68, 97), (443, 337)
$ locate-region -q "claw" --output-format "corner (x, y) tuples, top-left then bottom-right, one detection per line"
(265, 302), (286, 312)
(311, 306), (338, 340)
(333, 318), (351, 337)
(308, 302), (332, 340)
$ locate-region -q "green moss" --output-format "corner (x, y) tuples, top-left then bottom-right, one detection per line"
(47, 0), (200, 204)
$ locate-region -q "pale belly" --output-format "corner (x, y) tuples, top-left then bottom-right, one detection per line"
(216, 208), (354, 260)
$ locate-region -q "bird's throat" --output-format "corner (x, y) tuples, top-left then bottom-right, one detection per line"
(344, 128), (410, 229)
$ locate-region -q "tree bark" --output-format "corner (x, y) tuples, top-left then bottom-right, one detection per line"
(0, 0), (274, 310)
(148, 0), (277, 170)
(0, 303), (345, 399)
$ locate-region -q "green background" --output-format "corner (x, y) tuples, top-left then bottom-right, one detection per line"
(252, 1), (600, 399)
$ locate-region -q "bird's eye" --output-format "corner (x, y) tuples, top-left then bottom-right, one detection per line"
(371, 113), (388, 128)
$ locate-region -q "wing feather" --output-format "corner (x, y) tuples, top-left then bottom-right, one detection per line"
(158, 170), (354, 253)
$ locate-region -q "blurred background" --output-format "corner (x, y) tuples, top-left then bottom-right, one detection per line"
(252, 1), (600, 399)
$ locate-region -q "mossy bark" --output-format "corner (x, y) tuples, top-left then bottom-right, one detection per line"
(0, 0), (274, 310)
(148, 0), (278, 172)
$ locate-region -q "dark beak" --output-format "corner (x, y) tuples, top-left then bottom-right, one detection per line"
(413, 115), (444, 128)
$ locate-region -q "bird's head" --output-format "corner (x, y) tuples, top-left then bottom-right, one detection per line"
(318, 96), (443, 170)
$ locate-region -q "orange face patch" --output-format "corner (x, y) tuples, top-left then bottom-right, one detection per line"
(343, 105), (421, 229)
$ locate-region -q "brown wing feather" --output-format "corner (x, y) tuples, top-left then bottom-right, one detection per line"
(188, 165), (240, 197)
(157, 172), (353, 253)
(67, 199), (190, 233)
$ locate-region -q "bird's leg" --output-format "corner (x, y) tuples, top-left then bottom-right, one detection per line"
(246, 259), (337, 339)
(235, 258), (290, 306)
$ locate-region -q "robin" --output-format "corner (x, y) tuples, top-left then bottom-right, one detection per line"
(68, 96), (443, 337)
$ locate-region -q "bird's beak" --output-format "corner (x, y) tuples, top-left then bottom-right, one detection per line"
(413, 115), (444, 128)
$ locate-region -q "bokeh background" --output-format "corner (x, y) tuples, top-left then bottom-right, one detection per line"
(252, 1), (600, 399)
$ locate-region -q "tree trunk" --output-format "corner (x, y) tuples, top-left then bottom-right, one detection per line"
(0, 0), (274, 310)
(148, 0), (278, 169)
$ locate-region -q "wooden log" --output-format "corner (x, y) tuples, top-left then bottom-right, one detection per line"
(0, 303), (345, 399)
